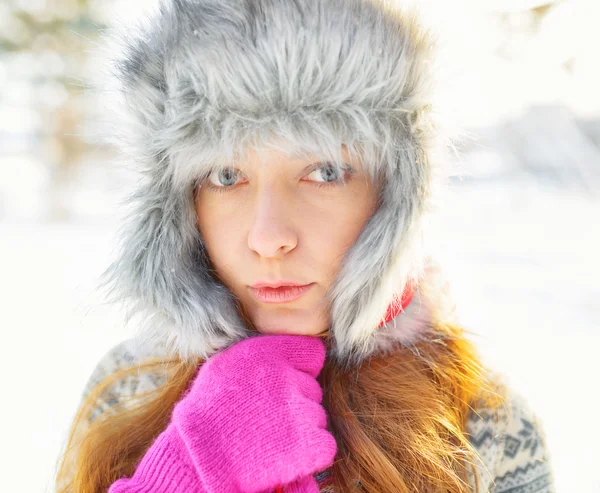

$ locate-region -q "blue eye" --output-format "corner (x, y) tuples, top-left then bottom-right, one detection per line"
(203, 167), (242, 194)
(305, 161), (352, 189)
(201, 161), (354, 194)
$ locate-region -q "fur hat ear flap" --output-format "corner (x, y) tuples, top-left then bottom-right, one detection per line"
(97, 172), (253, 363)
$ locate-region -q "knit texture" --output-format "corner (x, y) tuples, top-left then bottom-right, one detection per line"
(109, 335), (337, 493)
(109, 426), (202, 493)
(81, 338), (557, 492)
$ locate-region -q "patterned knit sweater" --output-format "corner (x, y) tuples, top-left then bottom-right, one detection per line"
(77, 337), (557, 493)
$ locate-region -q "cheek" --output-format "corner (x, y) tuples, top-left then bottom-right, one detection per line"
(195, 196), (239, 277)
(306, 190), (377, 274)
(333, 182), (377, 241)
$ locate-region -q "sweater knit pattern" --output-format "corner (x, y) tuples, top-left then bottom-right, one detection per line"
(79, 338), (556, 493)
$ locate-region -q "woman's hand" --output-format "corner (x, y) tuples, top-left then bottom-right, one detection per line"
(173, 333), (337, 492)
(109, 334), (337, 493)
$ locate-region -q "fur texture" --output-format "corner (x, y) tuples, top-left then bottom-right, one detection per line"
(96, 0), (454, 369)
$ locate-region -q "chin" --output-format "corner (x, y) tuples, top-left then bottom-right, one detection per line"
(249, 307), (329, 337)
(255, 322), (326, 337)
(256, 326), (306, 336)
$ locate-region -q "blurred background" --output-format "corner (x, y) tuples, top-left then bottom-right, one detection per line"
(1, 0), (598, 491)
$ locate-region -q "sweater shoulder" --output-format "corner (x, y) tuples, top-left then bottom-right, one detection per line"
(466, 371), (557, 493)
(80, 337), (170, 424)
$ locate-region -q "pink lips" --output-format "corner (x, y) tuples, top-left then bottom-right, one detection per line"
(249, 283), (314, 303)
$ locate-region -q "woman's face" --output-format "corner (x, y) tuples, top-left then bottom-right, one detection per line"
(194, 146), (379, 336)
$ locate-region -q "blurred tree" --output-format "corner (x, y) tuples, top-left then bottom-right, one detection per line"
(0, 0), (108, 220)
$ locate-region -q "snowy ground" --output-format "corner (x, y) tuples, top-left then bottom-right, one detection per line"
(1, 173), (598, 492)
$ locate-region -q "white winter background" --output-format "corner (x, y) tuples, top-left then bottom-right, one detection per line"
(1, 0), (598, 492)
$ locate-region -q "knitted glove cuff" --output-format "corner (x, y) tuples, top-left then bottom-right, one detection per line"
(108, 424), (205, 493)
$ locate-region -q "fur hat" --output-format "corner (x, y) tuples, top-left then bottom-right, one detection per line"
(97, 0), (455, 369)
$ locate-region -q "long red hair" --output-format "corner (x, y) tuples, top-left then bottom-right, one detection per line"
(55, 312), (505, 493)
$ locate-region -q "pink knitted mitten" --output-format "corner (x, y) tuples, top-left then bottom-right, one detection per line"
(109, 334), (337, 493)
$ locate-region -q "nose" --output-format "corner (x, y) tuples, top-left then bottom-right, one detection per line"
(247, 186), (298, 258)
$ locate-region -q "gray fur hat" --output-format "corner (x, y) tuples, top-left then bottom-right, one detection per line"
(97, 0), (454, 370)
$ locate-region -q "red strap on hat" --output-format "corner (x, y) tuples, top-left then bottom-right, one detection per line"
(376, 282), (415, 329)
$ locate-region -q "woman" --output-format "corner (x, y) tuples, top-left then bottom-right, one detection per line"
(55, 0), (556, 491)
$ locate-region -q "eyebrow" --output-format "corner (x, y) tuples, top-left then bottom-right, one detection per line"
(288, 149), (347, 162)
(225, 145), (354, 172)
(256, 145), (348, 161)
(230, 153), (338, 169)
